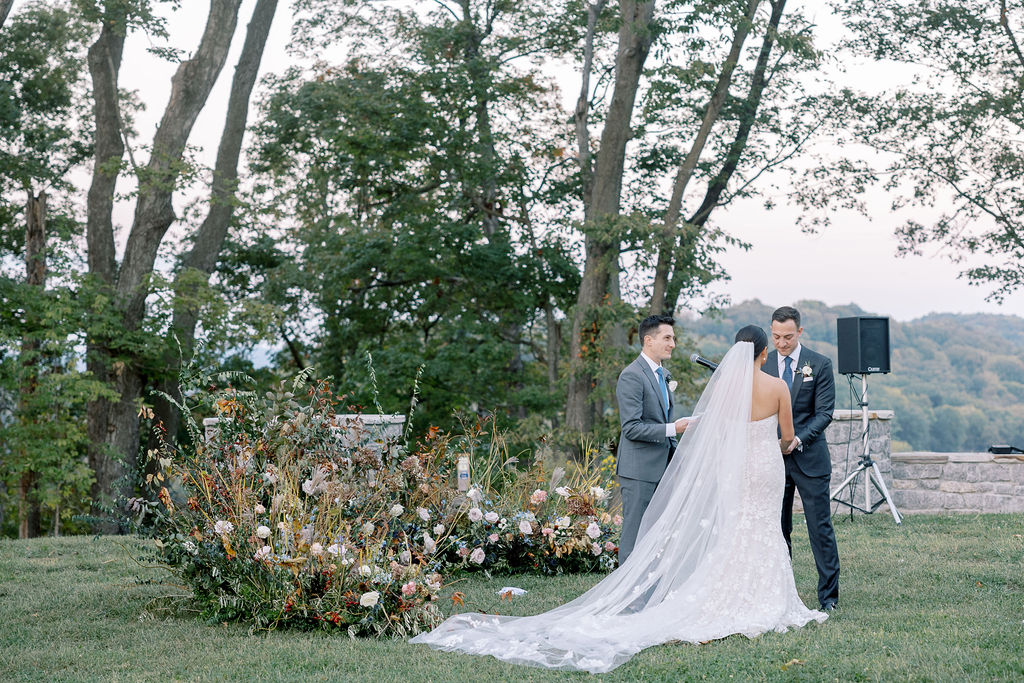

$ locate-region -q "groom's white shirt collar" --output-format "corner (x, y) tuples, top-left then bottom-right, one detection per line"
(640, 352), (663, 373)
(778, 343), (802, 377)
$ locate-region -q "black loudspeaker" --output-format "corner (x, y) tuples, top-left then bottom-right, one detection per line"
(836, 316), (891, 374)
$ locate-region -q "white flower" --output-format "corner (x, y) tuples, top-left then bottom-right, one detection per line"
(214, 520), (234, 535)
(484, 511), (499, 524)
(183, 540), (198, 555)
(363, 522), (375, 535)
(263, 469), (277, 485)
(277, 521), (287, 531)
(467, 487), (483, 503)
(359, 565), (373, 577)
(585, 521), (601, 539)
(256, 525), (271, 539)
(310, 543), (324, 556)
(423, 534), (436, 554)
(326, 544), (341, 556)
(518, 519), (533, 535)
(668, 380), (678, 392)
(469, 547), (485, 564)
(555, 516), (571, 529)
(254, 546), (271, 561)
(591, 542), (602, 556)
(427, 579), (442, 592)
(433, 523), (445, 536)
(340, 557), (354, 566)
(417, 507), (430, 521)
(498, 518), (508, 529)
(467, 507), (483, 523)
(555, 486), (570, 498)
(359, 591), (380, 607)
(390, 504), (405, 517)
(590, 486), (608, 501)
(801, 363), (813, 378)
(254, 504), (266, 515)
(399, 550), (412, 565)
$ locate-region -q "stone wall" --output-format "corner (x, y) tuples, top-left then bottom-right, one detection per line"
(890, 452), (1024, 514)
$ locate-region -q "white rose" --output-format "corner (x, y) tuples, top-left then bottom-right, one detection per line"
(518, 519), (533, 535)
(555, 486), (570, 498)
(433, 523), (445, 536)
(467, 507), (483, 523)
(469, 547), (485, 564)
(467, 487), (483, 503)
(359, 564), (373, 577)
(214, 520), (234, 535)
(423, 534), (436, 554)
(417, 507), (430, 521)
(390, 504), (405, 517)
(555, 516), (571, 529)
(484, 511), (499, 524)
(590, 486), (608, 501)
(586, 521), (601, 539)
(310, 543), (324, 556)
(591, 542), (602, 556)
(359, 591), (380, 607)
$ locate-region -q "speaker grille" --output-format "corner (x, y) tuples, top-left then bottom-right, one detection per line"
(837, 316), (890, 374)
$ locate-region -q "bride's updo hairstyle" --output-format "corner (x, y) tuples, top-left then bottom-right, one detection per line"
(734, 324), (768, 359)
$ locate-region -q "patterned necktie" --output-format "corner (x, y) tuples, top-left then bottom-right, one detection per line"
(656, 367), (670, 421)
(782, 356), (793, 387)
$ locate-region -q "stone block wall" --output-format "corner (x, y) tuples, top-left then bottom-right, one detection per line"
(890, 452), (1024, 514)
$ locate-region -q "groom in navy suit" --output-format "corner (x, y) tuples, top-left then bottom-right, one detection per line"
(763, 306), (840, 610)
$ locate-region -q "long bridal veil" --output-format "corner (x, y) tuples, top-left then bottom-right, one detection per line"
(410, 342), (757, 673)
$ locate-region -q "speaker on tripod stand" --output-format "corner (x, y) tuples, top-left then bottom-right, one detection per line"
(831, 316), (903, 523)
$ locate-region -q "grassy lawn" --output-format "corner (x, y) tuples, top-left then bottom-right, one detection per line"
(1, 513), (1022, 681)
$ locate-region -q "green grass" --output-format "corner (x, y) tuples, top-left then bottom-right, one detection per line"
(1, 514), (1022, 681)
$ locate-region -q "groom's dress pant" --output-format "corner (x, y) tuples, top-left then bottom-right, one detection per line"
(617, 474), (659, 564)
(781, 459), (840, 607)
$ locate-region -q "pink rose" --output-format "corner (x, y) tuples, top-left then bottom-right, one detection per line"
(541, 527), (554, 537)
(604, 541), (616, 552)
(488, 533), (499, 543)
(457, 547), (470, 558)
(401, 580), (416, 597)
(591, 542), (602, 555)
(518, 520), (533, 535)
(613, 514), (623, 526)
(470, 547), (485, 564)
(530, 489), (547, 505)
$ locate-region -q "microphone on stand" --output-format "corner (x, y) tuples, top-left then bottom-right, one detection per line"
(689, 353), (718, 372)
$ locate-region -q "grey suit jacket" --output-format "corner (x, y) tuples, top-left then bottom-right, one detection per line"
(616, 355), (677, 483)
(762, 346), (836, 477)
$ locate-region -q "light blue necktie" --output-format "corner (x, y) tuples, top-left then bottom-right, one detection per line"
(656, 367), (670, 421)
(782, 356), (793, 387)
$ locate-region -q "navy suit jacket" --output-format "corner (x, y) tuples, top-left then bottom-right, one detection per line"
(762, 346), (836, 477)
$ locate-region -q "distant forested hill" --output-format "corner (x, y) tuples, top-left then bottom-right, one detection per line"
(681, 300), (1024, 452)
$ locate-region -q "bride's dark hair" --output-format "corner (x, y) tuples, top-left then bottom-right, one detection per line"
(734, 324), (768, 358)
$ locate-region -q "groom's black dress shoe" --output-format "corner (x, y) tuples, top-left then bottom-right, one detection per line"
(821, 601), (838, 611)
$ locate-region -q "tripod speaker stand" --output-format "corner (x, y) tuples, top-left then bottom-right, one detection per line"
(829, 373), (903, 524)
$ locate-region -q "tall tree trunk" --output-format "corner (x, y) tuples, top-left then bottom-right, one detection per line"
(153, 0), (278, 448)
(18, 190), (45, 539)
(663, 0), (787, 312)
(648, 0), (761, 315)
(86, 1), (244, 531)
(565, 0), (657, 436)
(0, 0), (14, 31)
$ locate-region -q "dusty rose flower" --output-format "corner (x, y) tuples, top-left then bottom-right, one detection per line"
(469, 547), (485, 564)
(417, 507), (430, 521)
(310, 543), (324, 556)
(457, 547), (470, 558)
(401, 581), (417, 597)
(518, 520), (533, 535)
(591, 542), (602, 555)
(541, 527), (554, 537)
(214, 520), (234, 535)
(254, 504), (266, 515)
(488, 533), (499, 543)
(467, 507), (483, 523)
(604, 541), (616, 552)
(530, 489), (547, 505)
(586, 521), (601, 539)
(253, 545), (271, 561)
(484, 511), (499, 524)
(433, 523), (445, 536)
(613, 514), (623, 526)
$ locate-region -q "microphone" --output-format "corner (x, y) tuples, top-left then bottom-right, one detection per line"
(689, 353), (718, 372)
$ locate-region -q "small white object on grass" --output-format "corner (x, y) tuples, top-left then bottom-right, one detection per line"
(497, 586), (527, 597)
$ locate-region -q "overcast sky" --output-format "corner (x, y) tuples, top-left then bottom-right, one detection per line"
(112, 0), (1019, 324)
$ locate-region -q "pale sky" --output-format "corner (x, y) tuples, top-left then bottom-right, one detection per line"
(112, 1), (1020, 324)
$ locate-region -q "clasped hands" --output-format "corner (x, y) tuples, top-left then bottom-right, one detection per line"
(779, 438), (797, 454)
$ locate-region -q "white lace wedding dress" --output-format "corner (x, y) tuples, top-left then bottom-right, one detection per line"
(410, 343), (827, 673)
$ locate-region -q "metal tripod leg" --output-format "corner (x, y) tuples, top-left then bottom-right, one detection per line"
(867, 460), (902, 525)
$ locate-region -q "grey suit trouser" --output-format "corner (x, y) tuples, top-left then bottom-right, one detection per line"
(617, 474), (660, 564)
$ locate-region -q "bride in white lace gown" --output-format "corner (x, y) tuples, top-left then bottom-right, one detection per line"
(410, 327), (827, 673)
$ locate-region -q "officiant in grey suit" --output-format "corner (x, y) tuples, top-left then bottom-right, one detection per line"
(763, 305), (840, 610)
(615, 315), (691, 563)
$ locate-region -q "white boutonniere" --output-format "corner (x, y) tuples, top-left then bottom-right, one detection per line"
(668, 380), (678, 392)
(800, 363), (813, 379)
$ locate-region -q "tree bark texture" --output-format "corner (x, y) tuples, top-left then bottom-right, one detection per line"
(648, 0), (761, 315)
(565, 0), (657, 437)
(18, 190), (46, 539)
(154, 0), (277, 446)
(86, 0), (243, 530)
